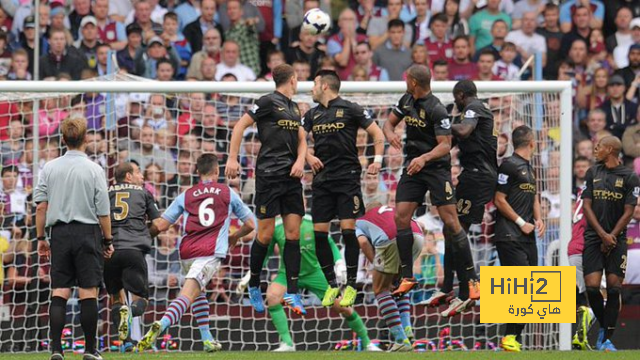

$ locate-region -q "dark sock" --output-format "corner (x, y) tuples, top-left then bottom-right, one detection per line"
(80, 298), (98, 354)
(315, 231), (337, 287)
(451, 230), (477, 282)
(111, 302), (122, 329)
(396, 228), (414, 279)
(576, 287), (588, 307)
(604, 287), (621, 340)
(130, 299), (147, 317)
(586, 286), (605, 328)
(283, 239), (301, 293)
(441, 230), (455, 293)
(49, 297), (67, 354)
(515, 324), (526, 342)
(342, 229), (359, 287)
(249, 240), (270, 288)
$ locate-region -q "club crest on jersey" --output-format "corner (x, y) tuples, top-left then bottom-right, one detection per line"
(441, 118), (451, 130)
(498, 173), (509, 185)
(294, 107), (300, 115)
(260, 205), (267, 214)
(336, 109), (344, 118)
(615, 178), (624, 188)
(353, 196), (361, 214)
(419, 109), (425, 119)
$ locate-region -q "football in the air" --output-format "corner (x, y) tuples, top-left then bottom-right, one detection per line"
(302, 8), (331, 35)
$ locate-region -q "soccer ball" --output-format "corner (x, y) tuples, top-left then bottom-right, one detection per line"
(302, 8), (331, 35)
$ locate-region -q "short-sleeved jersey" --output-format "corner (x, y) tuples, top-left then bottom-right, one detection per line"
(109, 183), (160, 252)
(163, 180), (253, 260)
(247, 91), (302, 178)
(568, 186), (586, 256)
(392, 92), (451, 170)
(582, 163), (640, 238)
(455, 99), (498, 174)
(303, 97), (373, 183)
(495, 154), (537, 242)
(356, 205), (423, 248)
(267, 215), (341, 278)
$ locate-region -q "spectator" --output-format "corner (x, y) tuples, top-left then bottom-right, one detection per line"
(162, 12), (192, 81)
(559, 5), (592, 59)
(409, 0), (430, 46)
(214, 40), (256, 81)
(349, 65), (368, 81)
(134, 35), (180, 80)
(82, 69), (106, 130)
(126, 0), (168, 27)
(10, 0), (35, 39)
(85, 129), (107, 167)
(573, 156), (590, 193)
(117, 23), (144, 74)
(186, 28), (222, 80)
(587, 29), (613, 72)
(130, 0), (163, 44)
(443, 0), (468, 38)
(575, 138), (594, 161)
(577, 67), (609, 111)
(292, 59), (311, 81)
(368, 0), (413, 50)
(606, 6), (634, 53)
(0, 165), (29, 234)
(218, 0), (266, 34)
(327, 8), (368, 80)
(243, 0), (281, 73)
(492, 41), (520, 81)
(424, 13), (452, 62)
(68, 0), (93, 40)
(146, 225), (183, 303)
(175, 0), (201, 32)
(40, 29), (87, 80)
(49, 4), (74, 46)
(506, 12), (547, 66)
(155, 58), (176, 81)
(95, 43), (109, 76)
(285, 28), (325, 80)
(74, 16), (101, 70)
(354, 41), (390, 81)
(473, 19), (509, 61)
(613, 18), (640, 69)
(582, 108), (607, 141)
(198, 56), (216, 81)
(476, 48), (501, 81)
(193, 103), (222, 143)
(372, 19), (413, 81)
(409, 43), (430, 69)
(622, 121), (640, 159)
(166, 151), (197, 202)
(136, 93), (175, 131)
(448, 35), (477, 80)
(362, 172), (387, 205)
(14, 15), (49, 77)
(177, 92), (206, 136)
(129, 125), (177, 179)
(285, 0), (331, 35)
(381, 145), (403, 191)
(260, 50), (285, 80)
(600, 74), (638, 139)
(224, 0), (261, 76)
(568, 38), (589, 81)
(617, 43), (640, 99)
(559, 0), (604, 33)
(468, 0), (511, 52)
(92, 0), (126, 50)
(432, 59), (449, 81)
(0, 120), (24, 166)
(183, 0), (224, 53)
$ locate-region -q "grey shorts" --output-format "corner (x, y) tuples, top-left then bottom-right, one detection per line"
(569, 254), (585, 293)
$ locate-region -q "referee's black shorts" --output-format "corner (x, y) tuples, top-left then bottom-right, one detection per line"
(104, 249), (149, 299)
(254, 175), (304, 220)
(312, 179), (364, 223)
(50, 221), (104, 289)
(496, 240), (538, 267)
(396, 166), (456, 206)
(582, 234), (627, 278)
(456, 169), (497, 225)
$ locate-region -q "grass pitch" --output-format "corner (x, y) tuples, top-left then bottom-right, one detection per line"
(2, 351), (640, 360)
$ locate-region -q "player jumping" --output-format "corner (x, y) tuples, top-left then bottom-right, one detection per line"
(138, 154), (256, 352)
(104, 162), (160, 349)
(382, 65), (480, 300)
(355, 203), (423, 352)
(226, 64), (307, 315)
(303, 69), (385, 307)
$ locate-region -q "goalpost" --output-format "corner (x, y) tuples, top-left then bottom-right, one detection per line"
(0, 79), (572, 352)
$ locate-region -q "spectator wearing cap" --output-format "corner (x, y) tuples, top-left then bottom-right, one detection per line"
(600, 74), (638, 139)
(186, 28), (222, 80)
(49, 4), (74, 45)
(10, 0), (35, 39)
(130, 0), (163, 44)
(214, 40), (255, 81)
(559, 0), (604, 33)
(408, 0), (430, 46)
(92, 0), (126, 51)
(40, 28), (87, 80)
(68, 0), (93, 41)
(134, 35), (180, 80)
(224, 0), (261, 76)
(616, 43), (640, 97)
(74, 16), (101, 70)
(372, 19), (412, 81)
(327, 8), (368, 80)
(537, 3), (563, 80)
(117, 23), (144, 74)
(559, 5), (592, 59)
(184, 0), (224, 53)
(606, 7), (634, 53)
(175, 0), (200, 32)
(469, 0), (511, 52)
(424, 13), (452, 62)
(448, 35), (477, 80)
(506, 12), (547, 66)
(368, 0), (413, 51)
(13, 15), (49, 76)
(614, 18), (640, 69)
(162, 12), (192, 80)
(285, 28), (325, 80)
(354, 41), (389, 81)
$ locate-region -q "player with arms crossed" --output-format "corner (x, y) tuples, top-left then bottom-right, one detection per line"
(104, 162), (160, 348)
(138, 154), (256, 352)
(426, 79), (494, 316)
(383, 65), (479, 298)
(582, 136), (640, 352)
(303, 69), (385, 307)
(493, 126), (545, 352)
(356, 203), (423, 352)
(226, 64), (307, 314)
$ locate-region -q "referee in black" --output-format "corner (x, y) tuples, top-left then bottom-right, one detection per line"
(582, 136), (639, 351)
(35, 117), (113, 360)
(493, 125), (545, 352)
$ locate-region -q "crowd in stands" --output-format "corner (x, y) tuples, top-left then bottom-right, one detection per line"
(1, 0), (640, 349)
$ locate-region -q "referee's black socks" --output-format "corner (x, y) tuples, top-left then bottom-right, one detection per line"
(284, 239), (301, 293)
(80, 298), (99, 354)
(397, 228), (414, 279)
(314, 231), (337, 287)
(50, 296), (67, 354)
(249, 239), (270, 288)
(342, 229), (359, 288)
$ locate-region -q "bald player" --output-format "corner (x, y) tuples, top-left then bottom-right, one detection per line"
(582, 136), (640, 352)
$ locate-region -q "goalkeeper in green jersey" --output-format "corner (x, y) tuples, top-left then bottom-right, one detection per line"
(238, 215), (381, 352)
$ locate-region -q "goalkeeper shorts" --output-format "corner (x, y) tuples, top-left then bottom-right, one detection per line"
(273, 270), (328, 299)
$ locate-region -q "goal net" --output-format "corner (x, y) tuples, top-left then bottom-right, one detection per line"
(0, 76), (571, 353)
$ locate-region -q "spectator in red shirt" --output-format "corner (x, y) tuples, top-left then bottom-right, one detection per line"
(327, 8), (368, 80)
(476, 48), (502, 81)
(177, 92), (206, 136)
(353, 41), (390, 81)
(424, 13), (452, 62)
(448, 35), (477, 80)
(432, 59), (449, 81)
